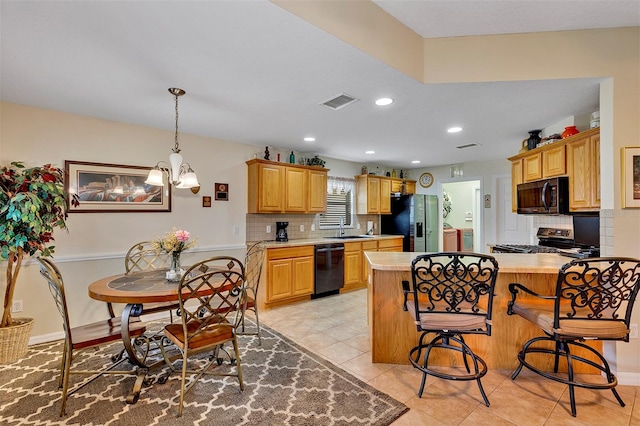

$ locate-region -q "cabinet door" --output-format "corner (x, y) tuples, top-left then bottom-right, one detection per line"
(567, 136), (592, 211)
(267, 258), (292, 301)
(292, 256), (314, 295)
(511, 159), (523, 212)
(523, 153), (542, 182)
(380, 178), (391, 214)
(404, 181), (416, 194)
(344, 246), (362, 289)
(367, 177), (381, 213)
(378, 238), (403, 252)
(308, 169), (327, 212)
(285, 167), (307, 212)
(258, 163), (285, 212)
(591, 134), (600, 207)
(542, 145), (566, 177)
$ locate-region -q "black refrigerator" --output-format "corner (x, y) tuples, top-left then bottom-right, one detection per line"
(381, 194), (438, 252)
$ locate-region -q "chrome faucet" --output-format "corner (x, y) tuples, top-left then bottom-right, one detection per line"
(339, 217), (345, 237)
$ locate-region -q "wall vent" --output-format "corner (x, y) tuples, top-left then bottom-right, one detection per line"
(456, 143), (479, 149)
(320, 93), (359, 110)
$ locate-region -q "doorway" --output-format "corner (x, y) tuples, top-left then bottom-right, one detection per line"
(441, 180), (483, 252)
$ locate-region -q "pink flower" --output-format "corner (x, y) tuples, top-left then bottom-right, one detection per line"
(175, 229), (190, 242)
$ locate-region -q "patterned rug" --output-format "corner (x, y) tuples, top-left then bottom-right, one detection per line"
(0, 320), (408, 425)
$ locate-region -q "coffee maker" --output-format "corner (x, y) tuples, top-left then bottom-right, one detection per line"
(275, 222), (289, 242)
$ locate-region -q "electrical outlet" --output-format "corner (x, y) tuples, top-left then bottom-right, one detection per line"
(266, 225), (271, 233)
(233, 225), (240, 235)
(356, 223), (361, 229)
(630, 324), (638, 339)
(11, 300), (23, 313)
(300, 225), (304, 232)
(311, 224), (315, 232)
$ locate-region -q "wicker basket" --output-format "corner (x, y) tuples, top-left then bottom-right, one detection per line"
(0, 317), (34, 364)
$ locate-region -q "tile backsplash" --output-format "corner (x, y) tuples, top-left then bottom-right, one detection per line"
(246, 214), (379, 242)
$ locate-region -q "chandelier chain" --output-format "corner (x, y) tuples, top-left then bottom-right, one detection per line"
(173, 91), (180, 153)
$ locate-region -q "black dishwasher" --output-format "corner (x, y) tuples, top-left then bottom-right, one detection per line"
(313, 243), (344, 298)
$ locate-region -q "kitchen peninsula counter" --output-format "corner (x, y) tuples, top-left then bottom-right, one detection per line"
(365, 252), (600, 372)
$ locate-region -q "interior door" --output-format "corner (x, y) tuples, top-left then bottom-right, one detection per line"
(497, 176), (531, 244)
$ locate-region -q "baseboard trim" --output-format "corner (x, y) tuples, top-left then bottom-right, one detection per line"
(617, 372), (640, 386)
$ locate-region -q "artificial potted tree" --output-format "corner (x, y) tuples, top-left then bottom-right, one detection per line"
(0, 161), (77, 363)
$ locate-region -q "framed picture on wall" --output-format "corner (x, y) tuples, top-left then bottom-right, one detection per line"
(65, 160), (171, 212)
(621, 147), (640, 208)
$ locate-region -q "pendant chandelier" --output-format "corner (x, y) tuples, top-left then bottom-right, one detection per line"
(145, 87), (200, 190)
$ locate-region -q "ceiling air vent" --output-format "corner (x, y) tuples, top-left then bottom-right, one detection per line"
(320, 93), (359, 110)
(456, 143), (479, 149)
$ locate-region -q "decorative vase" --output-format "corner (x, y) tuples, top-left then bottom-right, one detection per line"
(562, 126), (580, 139)
(527, 130), (542, 150)
(167, 252), (182, 282)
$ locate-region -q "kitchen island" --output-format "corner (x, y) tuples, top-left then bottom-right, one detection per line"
(365, 252), (601, 372)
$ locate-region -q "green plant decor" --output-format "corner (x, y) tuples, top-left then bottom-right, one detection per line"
(0, 162), (78, 328)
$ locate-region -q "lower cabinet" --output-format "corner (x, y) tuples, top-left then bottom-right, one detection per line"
(343, 238), (403, 292)
(266, 246), (314, 303)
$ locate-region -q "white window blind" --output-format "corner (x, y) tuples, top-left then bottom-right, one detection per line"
(319, 177), (354, 228)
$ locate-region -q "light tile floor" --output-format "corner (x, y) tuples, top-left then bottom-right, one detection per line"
(258, 289), (640, 426)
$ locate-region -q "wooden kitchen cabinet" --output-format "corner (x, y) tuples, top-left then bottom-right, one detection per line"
(343, 242), (363, 291)
(355, 174), (392, 214)
(390, 178), (416, 194)
(308, 169), (328, 212)
(542, 145), (566, 177)
(510, 159), (523, 212)
(246, 159), (328, 213)
(377, 237), (403, 252)
(523, 152), (542, 182)
(566, 131), (600, 211)
(343, 238), (403, 293)
(266, 246), (314, 303)
(508, 128), (600, 213)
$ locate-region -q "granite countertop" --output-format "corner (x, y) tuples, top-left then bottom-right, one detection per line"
(256, 234), (403, 249)
(365, 251), (571, 274)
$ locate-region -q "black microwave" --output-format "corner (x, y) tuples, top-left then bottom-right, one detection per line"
(517, 176), (569, 215)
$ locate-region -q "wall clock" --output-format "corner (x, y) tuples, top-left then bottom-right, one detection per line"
(419, 172), (434, 188)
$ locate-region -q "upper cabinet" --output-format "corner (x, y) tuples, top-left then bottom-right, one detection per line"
(246, 159), (328, 214)
(355, 174), (392, 214)
(508, 128), (600, 213)
(390, 178), (416, 194)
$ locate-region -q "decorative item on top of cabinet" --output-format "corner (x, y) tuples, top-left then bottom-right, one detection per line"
(527, 130), (542, 150)
(562, 126), (580, 139)
(246, 159), (328, 214)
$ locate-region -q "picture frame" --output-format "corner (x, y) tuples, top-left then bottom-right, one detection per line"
(621, 147), (640, 208)
(65, 160), (171, 213)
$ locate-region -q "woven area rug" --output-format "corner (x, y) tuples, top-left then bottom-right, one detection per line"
(0, 320), (408, 425)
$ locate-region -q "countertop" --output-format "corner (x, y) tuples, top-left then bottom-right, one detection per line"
(365, 251), (571, 274)
(256, 234), (403, 249)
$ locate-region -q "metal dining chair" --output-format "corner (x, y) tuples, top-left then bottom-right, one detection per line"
(159, 256), (246, 417)
(402, 252), (499, 406)
(238, 241), (266, 344)
(37, 257), (147, 416)
(508, 257), (640, 417)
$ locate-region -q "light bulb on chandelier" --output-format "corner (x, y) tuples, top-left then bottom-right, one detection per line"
(145, 88), (200, 192)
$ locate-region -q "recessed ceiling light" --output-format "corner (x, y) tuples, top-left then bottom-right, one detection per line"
(375, 97), (394, 106)
(411, 160), (421, 164)
(365, 150), (375, 155)
(304, 137), (316, 142)
(448, 126), (463, 133)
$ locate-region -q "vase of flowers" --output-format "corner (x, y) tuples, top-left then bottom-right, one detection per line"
(152, 228), (197, 282)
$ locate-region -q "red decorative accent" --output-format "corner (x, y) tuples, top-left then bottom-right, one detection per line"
(562, 126), (580, 139)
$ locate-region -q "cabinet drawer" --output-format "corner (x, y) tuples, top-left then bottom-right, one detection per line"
(344, 241), (361, 252)
(362, 240), (378, 250)
(267, 245), (314, 260)
(377, 238), (402, 249)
